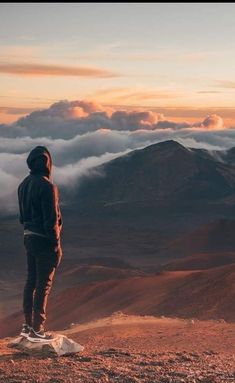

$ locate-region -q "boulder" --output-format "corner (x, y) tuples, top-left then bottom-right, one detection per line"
(8, 334), (84, 357)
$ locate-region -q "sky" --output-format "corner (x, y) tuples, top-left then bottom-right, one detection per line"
(1, 3), (235, 124)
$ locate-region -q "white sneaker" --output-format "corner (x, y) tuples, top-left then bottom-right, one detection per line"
(27, 328), (56, 343)
(20, 323), (32, 338)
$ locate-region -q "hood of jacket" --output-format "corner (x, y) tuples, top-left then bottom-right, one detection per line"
(26, 146), (52, 177)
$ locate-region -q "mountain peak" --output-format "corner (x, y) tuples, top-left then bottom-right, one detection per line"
(133, 140), (191, 161)
(143, 139), (187, 152)
(157, 139), (184, 148)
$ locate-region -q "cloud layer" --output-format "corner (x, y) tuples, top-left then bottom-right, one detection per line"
(0, 99), (235, 214)
(0, 62), (118, 77)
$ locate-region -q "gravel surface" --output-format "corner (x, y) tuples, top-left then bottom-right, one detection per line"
(0, 315), (234, 383)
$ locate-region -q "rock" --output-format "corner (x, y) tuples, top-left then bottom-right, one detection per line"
(7, 334), (84, 357)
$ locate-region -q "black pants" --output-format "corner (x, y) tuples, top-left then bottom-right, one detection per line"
(23, 234), (61, 331)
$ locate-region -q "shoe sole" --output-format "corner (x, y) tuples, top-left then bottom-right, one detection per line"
(20, 333), (30, 338)
(27, 336), (57, 343)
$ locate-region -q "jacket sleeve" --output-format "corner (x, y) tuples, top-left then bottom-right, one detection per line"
(17, 185), (24, 225)
(40, 182), (62, 246)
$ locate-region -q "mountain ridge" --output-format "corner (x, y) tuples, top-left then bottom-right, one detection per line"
(72, 140), (235, 209)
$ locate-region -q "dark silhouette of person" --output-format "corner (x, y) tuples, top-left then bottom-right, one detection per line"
(17, 146), (62, 342)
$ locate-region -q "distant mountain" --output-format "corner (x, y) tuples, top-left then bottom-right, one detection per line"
(74, 140), (235, 208)
(222, 146), (235, 165)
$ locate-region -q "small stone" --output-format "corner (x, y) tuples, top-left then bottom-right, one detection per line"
(78, 356), (92, 362)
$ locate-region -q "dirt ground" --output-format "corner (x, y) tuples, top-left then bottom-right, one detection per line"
(0, 314), (234, 383)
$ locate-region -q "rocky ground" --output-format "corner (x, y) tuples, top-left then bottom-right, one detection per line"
(0, 313), (234, 383)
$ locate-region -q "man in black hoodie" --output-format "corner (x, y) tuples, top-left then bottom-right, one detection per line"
(18, 146), (63, 342)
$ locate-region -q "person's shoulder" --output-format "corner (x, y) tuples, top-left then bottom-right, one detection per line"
(40, 177), (58, 193)
(40, 175), (53, 185)
(18, 175), (31, 190)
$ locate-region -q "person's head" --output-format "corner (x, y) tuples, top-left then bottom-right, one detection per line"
(26, 146), (52, 177)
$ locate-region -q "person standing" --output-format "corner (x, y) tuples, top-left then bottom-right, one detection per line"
(18, 146), (63, 342)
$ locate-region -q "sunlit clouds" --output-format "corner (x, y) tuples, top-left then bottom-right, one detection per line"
(0, 62), (119, 78)
(0, 99), (235, 213)
(91, 87), (181, 104)
(201, 115), (224, 130)
(215, 80), (235, 89)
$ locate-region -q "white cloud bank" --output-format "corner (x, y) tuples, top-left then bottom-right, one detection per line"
(0, 100), (234, 213)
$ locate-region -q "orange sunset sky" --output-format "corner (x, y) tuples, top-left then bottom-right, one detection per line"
(1, 3), (235, 126)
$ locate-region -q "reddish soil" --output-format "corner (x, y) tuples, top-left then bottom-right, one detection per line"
(0, 314), (234, 383)
(1, 264), (235, 338)
(162, 252), (235, 271)
(163, 219), (235, 259)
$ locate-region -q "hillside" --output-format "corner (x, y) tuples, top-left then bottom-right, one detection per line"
(159, 218), (235, 261)
(161, 252), (235, 271)
(1, 263), (235, 338)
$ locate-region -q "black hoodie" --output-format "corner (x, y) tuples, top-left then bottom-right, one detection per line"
(18, 146), (62, 246)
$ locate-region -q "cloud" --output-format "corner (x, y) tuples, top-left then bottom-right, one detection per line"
(0, 100), (166, 139)
(0, 100), (235, 214)
(53, 150), (130, 189)
(91, 87), (181, 105)
(197, 91), (223, 94)
(0, 106), (36, 115)
(201, 114), (224, 130)
(0, 44), (40, 61)
(183, 52), (209, 61)
(0, 169), (19, 198)
(74, 49), (214, 63)
(0, 154), (26, 214)
(0, 62), (118, 78)
(214, 80), (235, 89)
(107, 90), (178, 102)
